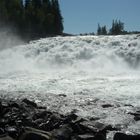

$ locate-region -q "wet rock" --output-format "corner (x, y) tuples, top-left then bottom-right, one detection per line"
(58, 94), (67, 97)
(0, 101), (2, 113)
(0, 135), (14, 140)
(9, 102), (20, 109)
(89, 117), (100, 121)
(39, 121), (54, 131)
(0, 98), (124, 140)
(18, 127), (52, 140)
(128, 111), (140, 121)
(22, 99), (37, 108)
(52, 124), (73, 140)
(0, 119), (9, 126)
(134, 116), (140, 121)
(64, 113), (78, 123)
(0, 128), (5, 135)
(94, 133), (106, 140)
(72, 117), (86, 124)
(37, 106), (47, 110)
(33, 111), (52, 120)
(124, 104), (133, 107)
(80, 121), (115, 133)
(5, 126), (18, 138)
(77, 134), (95, 140)
(114, 132), (140, 140)
(34, 118), (44, 125)
(1, 101), (9, 108)
(71, 121), (96, 134)
(102, 104), (113, 108)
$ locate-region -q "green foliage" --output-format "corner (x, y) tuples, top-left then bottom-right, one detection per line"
(109, 19), (124, 35)
(97, 19), (126, 35)
(0, 0), (64, 40)
(97, 24), (107, 35)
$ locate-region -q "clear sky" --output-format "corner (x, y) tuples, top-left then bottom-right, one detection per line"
(59, 0), (140, 34)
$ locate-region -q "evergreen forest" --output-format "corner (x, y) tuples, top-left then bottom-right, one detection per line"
(0, 0), (64, 40)
(97, 19), (140, 35)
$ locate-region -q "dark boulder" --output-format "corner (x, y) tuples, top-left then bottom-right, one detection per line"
(22, 99), (37, 108)
(114, 132), (140, 140)
(0, 135), (14, 140)
(77, 134), (95, 140)
(102, 104), (113, 108)
(5, 126), (18, 138)
(18, 127), (52, 140)
(128, 111), (140, 121)
(52, 124), (73, 140)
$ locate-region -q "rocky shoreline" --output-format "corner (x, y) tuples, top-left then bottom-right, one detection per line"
(0, 98), (140, 140)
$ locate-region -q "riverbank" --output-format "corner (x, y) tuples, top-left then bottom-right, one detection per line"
(0, 98), (140, 140)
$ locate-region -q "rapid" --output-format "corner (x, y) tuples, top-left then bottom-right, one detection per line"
(0, 34), (140, 135)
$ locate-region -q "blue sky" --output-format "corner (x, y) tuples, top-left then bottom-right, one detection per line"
(59, 0), (140, 34)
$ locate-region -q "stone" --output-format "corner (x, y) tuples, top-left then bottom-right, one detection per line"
(0, 135), (14, 140)
(9, 102), (20, 109)
(5, 126), (18, 138)
(0, 119), (9, 126)
(52, 124), (73, 140)
(33, 111), (52, 120)
(1, 101), (9, 108)
(0, 98), (124, 140)
(22, 99), (37, 108)
(58, 94), (67, 97)
(64, 113), (78, 123)
(0, 128), (5, 135)
(94, 133), (106, 140)
(128, 111), (140, 121)
(18, 132), (50, 140)
(34, 119), (44, 125)
(102, 104), (113, 108)
(114, 132), (140, 140)
(18, 127), (52, 140)
(134, 116), (140, 121)
(77, 134), (95, 140)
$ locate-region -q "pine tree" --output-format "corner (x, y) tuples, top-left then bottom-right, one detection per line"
(110, 19), (124, 35)
(0, 0), (8, 24)
(25, 0), (31, 9)
(0, 0), (64, 40)
(97, 24), (101, 35)
(101, 26), (107, 35)
(97, 24), (107, 35)
(51, 0), (63, 34)
(31, 0), (42, 9)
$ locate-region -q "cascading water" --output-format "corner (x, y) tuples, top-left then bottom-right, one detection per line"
(0, 34), (140, 135)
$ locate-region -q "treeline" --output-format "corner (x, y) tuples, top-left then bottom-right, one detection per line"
(0, 0), (63, 40)
(79, 19), (140, 36)
(97, 19), (140, 35)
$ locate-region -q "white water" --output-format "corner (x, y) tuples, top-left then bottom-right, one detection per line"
(0, 34), (140, 134)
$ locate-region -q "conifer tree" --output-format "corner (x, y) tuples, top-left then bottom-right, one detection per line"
(101, 26), (107, 35)
(0, 0), (8, 24)
(110, 19), (124, 35)
(97, 24), (101, 35)
(51, 0), (63, 34)
(97, 24), (107, 35)
(0, 0), (64, 40)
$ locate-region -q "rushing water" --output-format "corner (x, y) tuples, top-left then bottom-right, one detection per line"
(0, 34), (140, 135)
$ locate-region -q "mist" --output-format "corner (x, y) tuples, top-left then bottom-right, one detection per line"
(0, 25), (25, 51)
